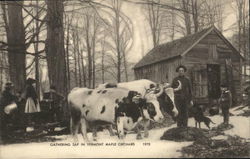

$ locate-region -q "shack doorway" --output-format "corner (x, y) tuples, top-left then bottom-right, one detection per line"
(207, 64), (221, 99)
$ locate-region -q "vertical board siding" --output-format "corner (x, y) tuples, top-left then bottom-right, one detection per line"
(134, 57), (182, 84)
(134, 31), (242, 104)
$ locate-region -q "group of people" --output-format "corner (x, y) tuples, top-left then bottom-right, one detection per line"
(0, 78), (40, 135)
(172, 65), (232, 128)
(0, 65), (233, 137)
(0, 78), (64, 138)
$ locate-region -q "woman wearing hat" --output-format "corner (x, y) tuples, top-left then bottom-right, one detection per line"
(171, 65), (193, 128)
(22, 78), (40, 128)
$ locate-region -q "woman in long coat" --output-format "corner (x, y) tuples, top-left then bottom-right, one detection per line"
(23, 78), (40, 126)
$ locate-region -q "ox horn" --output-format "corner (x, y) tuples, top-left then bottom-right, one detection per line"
(155, 85), (164, 97)
(143, 86), (149, 98)
(175, 80), (182, 91)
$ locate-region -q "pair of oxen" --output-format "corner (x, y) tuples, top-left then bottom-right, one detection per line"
(68, 79), (180, 142)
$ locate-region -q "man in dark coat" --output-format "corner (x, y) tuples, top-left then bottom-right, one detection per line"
(43, 85), (64, 122)
(0, 83), (17, 108)
(172, 65), (193, 127)
(0, 82), (17, 138)
(219, 84), (232, 125)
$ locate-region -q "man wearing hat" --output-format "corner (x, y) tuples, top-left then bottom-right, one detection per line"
(219, 84), (232, 125)
(172, 65), (193, 127)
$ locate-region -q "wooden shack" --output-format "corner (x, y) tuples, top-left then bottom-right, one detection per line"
(134, 26), (244, 105)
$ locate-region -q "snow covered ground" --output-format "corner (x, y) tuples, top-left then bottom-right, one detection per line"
(0, 106), (249, 158)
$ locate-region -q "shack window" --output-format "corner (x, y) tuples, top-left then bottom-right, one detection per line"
(191, 68), (208, 98)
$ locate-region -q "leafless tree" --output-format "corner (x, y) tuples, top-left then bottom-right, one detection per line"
(140, 0), (227, 36)
(0, 0), (47, 94)
(103, 0), (133, 82)
(80, 8), (93, 87)
(64, 11), (75, 92)
(45, 0), (67, 96)
(72, 28), (79, 87)
(144, 0), (163, 46)
(0, 1), (26, 92)
(234, 0), (249, 80)
(100, 34), (107, 83)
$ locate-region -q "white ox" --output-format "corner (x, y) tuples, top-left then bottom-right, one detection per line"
(68, 86), (164, 141)
(97, 79), (178, 118)
(97, 79), (155, 96)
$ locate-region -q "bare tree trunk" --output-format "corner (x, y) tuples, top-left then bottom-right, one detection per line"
(181, 0), (192, 35)
(215, 1), (224, 32)
(65, 16), (71, 90)
(79, 48), (86, 87)
(0, 53), (3, 92)
(45, 0), (66, 96)
(84, 14), (92, 88)
(76, 31), (82, 87)
(72, 31), (78, 87)
(5, 1), (26, 92)
(191, 0), (199, 32)
(3, 54), (9, 82)
(170, 0), (176, 40)
(92, 49), (95, 88)
(120, 32), (130, 82)
(92, 15), (99, 88)
(146, 0), (161, 47)
(0, 53), (9, 87)
(122, 50), (128, 82)
(237, 0), (243, 79)
(114, 0), (121, 82)
(242, 1), (247, 80)
(92, 49), (96, 88)
(34, 0), (40, 99)
(101, 36), (106, 83)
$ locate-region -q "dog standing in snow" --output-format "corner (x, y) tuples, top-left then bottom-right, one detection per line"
(191, 104), (215, 129)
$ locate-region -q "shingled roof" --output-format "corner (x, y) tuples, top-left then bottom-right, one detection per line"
(134, 26), (242, 69)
